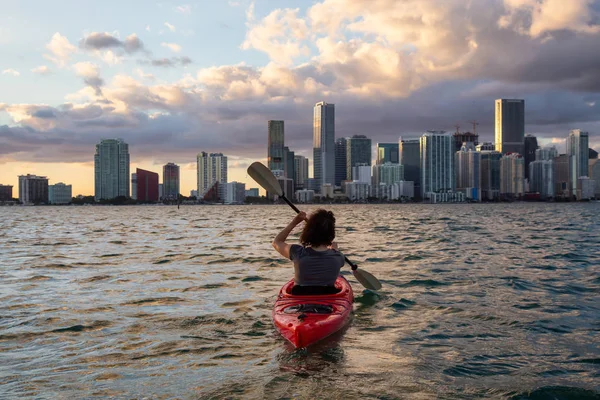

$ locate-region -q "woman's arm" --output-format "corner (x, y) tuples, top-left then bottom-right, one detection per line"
(272, 212), (307, 259)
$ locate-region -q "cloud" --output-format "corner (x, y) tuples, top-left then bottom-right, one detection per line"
(164, 22), (176, 32)
(175, 5), (191, 14)
(2, 69), (20, 76)
(44, 33), (77, 67)
(140, 56), (192, 67)
(73, 62), (105, 96)
(135, 68), (155, 81)
(161, 42), (182, 53)
(31, 65), (52, 75)
(80, 32), (145, 53)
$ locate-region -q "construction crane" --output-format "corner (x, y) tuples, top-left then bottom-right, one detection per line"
(469, 120), (479, 135)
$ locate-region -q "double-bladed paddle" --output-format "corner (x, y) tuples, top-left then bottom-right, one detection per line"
(247, 161), (382, 291)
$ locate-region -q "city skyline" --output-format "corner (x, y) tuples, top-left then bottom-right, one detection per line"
(1, 1), (600, 196)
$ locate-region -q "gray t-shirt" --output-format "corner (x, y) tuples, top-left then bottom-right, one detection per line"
(289, 244), (345, 286)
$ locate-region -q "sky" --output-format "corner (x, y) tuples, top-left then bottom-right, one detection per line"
(1, 0), (600, 196)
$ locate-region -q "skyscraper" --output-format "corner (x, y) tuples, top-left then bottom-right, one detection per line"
(523, 134), (538, 180)
(373, 163), (404, 186)
(313, 102), (335, 191)
(529, 160), (554, 199)
(283, 146), (295, 182)
(567, 129), (589, 178)
(136, 168), (159, 202)
(268, 120), (285, 172)
(399, 138), (421, 198)
(553, 154), (573, 199)
(48, 182), (72, 204)
(455, 142), (481, 201)
(294, 155), (309, 190)
(335, 137), (347, 186)
(500, 153), (525, 198)
(453, 131), (479, 153)
(480, 151), (502, 200)
(346, 135), (372, 181)
(420, 131), (454, 198)
(536, 146), (558, 161)
(94, 139), (130, 201)
(163, 162), (180, 200)
(18, 174), (49, 204)
(376, 143), (399, 164)
(495, 99), (525, 155)
(197, 152), (228, 196)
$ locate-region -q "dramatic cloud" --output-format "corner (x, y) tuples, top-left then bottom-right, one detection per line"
(2, 69), (20, 76)
(31, 65), (52, 75)
(161, 42), (182, 53)
(44, 33), (77, 67)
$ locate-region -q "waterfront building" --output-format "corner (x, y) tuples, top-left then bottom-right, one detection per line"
(399, 138), (421, 198)
(136, 168), (159, 202)
(294, 155), (309, 190)
(163, 163), (180, 200)
(48, 182), (72, 204)
(313, 102), (335, 191)
(455, 142), (481, 201)
(345, 181), (371, 201)
(375, 181), (414, 200)
(283, 146), (295, 183)
(158, 184), (163, 200)
(131, 173), (137, 200)
(480, 151), (502, 200)
(495, 99), (525, 155)
(500, 153), (525, 198)
(94, 139), (130, 201)
(553, 154), (573, 199)
(190, 189), (198, 198)
(197, 152), (227, 197)
(426, 191), (465, 203)
(0, 184), (13, 201)
(577, 177), (595, 200)
(268, 120), (285, 172)
(335, 138), (347, 185)
(536, 146), (559, 161)
(346, 135), (372, 180)
(277, 176), (294, 199)
(18, 174), (48, 204)
(352, 164), (371, 184)
(589, 159), (600, 198)
(420, 131), (454, 199)
(296, 189), (315, 203)
(529, 160), (554, 199)
(590, 148), (598, 159)
(524, 134), (538, 181)
(376, 143), (399, 164)
(221, 181), (246, 204)
(245, 188), (259, 198)
(373, 162), (404, 186)
(567, 129), (589, 180)
(321, 183), (334, 199)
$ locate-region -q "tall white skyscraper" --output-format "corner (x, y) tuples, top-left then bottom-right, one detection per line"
(455, 142), (481, 201)
(567, 129), (589, 178)
(495, 99), (525, 155)
(94, 139), (130, 201)
(197, 152), (228, 196)
(500, 153), (525, 197)
(313, 101), (335, 191)
(420, 131), (454, 198)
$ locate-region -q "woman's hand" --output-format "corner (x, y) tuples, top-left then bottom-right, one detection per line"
(292, 211), (308, 225)
(328, 241), (339, 250)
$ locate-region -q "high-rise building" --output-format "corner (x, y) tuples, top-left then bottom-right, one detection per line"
(136, 168), (159, 202)
(399, 138), (421, 199)
(500, 153), (524, 198)
(373, 163), (404, 186)
(283, 146), (295, 183)
(221, 181), (246, 204)
(268, 120), (285, 172)
(346, 135), (372, 181)
(294, 155), (309, 190)
(48, 182), (72, 204)
(589, 158), (600, 198)
(536, 146), (558, 161)
(553, 154), (573, 199)
(577, 177), (595, 200)
(529, 160), (554, 199)
(163, 162), (180, 200)
(0, 184), (13, 201)
(334, 138), (347, 186)
(18, 174), (49, 204)
(479, 151), (502, 200)
(455, 142), (481, 201)
(453, 131), (479, 153)
(376, 143), (399, 164)
(197, 152), (227, 196)
(296, 189), (315, 203)
(567, 129), (589, 179)
(94, 139), (130, 201)
(495, 99), (525, 155)
(590, 148), (599, 159)
(523, 134), (538, 180)
(352, 164), (371, 184)
(420, 131), (454, 198)
(313, 102), (335, 191)
(476, 142), (495, 151)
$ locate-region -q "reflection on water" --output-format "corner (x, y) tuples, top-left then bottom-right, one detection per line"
(0, 204), (599, 399)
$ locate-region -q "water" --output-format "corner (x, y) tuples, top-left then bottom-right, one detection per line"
(1, 204), (599, 399)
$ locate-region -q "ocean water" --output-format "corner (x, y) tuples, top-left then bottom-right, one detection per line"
(1, 204), (599, 399)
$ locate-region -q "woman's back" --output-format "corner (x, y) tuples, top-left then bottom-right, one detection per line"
(289, 245), (345, 287)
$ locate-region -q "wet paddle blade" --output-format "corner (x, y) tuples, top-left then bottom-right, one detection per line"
(353, 268), (382, 290)
(247, 162), (283, 196)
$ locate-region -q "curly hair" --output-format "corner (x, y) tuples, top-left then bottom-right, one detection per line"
(300, 209), (336, 247)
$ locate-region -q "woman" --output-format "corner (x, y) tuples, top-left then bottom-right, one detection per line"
(272, 209), (345, 295)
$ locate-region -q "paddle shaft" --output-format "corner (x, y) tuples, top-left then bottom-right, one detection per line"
(279, 194), (358, 271)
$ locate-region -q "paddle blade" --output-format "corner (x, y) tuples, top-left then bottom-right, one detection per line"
(353, 268), (382, 290)
(247, 162), (283, 196)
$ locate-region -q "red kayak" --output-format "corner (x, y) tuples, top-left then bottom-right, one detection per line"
(272, 276), (354, 348)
